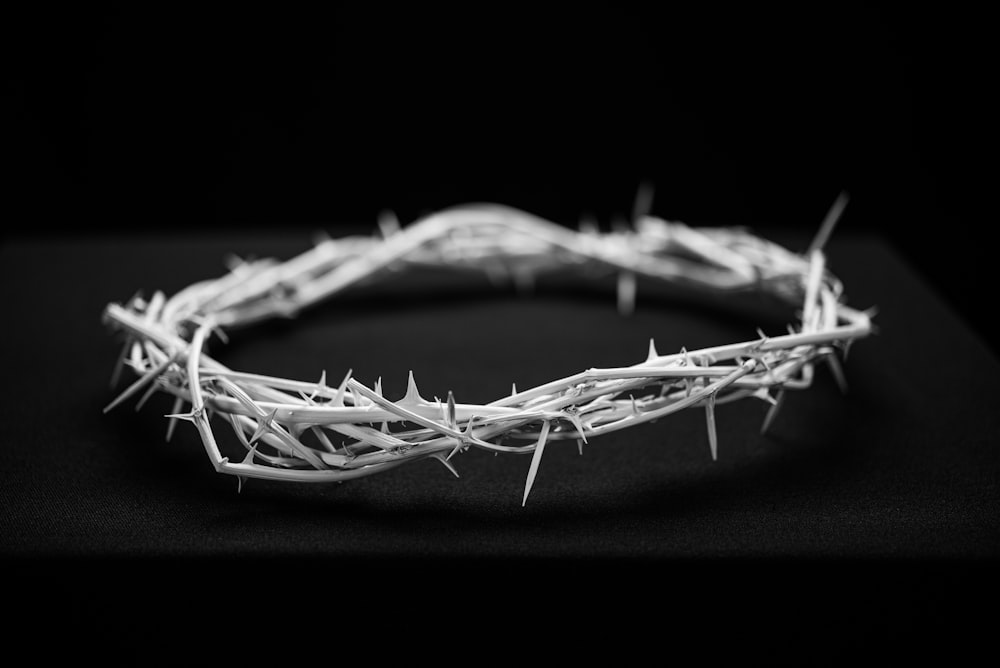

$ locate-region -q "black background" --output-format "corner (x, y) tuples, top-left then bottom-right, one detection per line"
(5, 4), (995, 661)
(6, 4), (993, 351)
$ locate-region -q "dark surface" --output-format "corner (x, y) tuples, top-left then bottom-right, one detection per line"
(1, 230), (997, 660)
(6, 4), (994, 660)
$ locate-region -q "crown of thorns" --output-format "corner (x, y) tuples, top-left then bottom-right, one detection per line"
(102, 194), (873, 504)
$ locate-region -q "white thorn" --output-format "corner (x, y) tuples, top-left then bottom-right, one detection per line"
(165, 396), (183, 442)
(334, 368), (352, 406)
(522, 421), (551, 507)
(760, 389), (786, 435)
(446, 391), (457, 429)
(706, 393), (718, 461)
(378, 210), (401, 238)
(826, 354), (849, 394)
(617, 271), (636, 316)
(808, 190), (850, 255)
(632, 180), (655, 222)
(431, 453), (460, 478)
(647, 338), (659, 361)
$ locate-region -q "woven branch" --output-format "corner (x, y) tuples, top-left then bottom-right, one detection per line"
(102, 197), (874, 504)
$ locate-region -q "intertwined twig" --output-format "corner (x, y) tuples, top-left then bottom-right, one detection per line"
(102, 195), (873, 504)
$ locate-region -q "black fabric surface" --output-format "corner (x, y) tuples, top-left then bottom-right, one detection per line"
(2, 230), (997, 661)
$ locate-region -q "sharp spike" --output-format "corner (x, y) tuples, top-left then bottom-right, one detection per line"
(705, 393), (718, 461)
(577, 438), (584, 455)
(446, 391), (457, 429)
(752, 387), (778, 406)
(242, 445), (258, 465)
(566, 411), (588, 443)
(378, 209), (401, 238)
(249, 408), (278, 445)
(760, 389), (786, 435)
(431, 452), (461, 478)
(165, 396), (183, 442)
(211, 324), (229, 344)
(826, 354), (849, 394)
(807, 190), (850, 255)
(578, 214), (599, 237)
(308, 370), (328, 402)
(632, 180), (655, 222)
(617, 271), (637, 316)
(237, 476), (247, 494)
(522, 420), (552, 507)
(164, 403), (206, 424)
(109, 338), (132, 388)
(334, 368), (353, 406)
(402, 370), (424, 406)
(511, 382), (518, 397)
(134, 379), (161, 412)
(647, 338), (659, 361)
(103, 352), (178, 414)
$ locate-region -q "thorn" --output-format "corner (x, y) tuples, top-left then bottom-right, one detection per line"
(807, 190), (850, 255)
(681, 347), (691, 366)
(446, 417), (478, 461)
(242, 445), (258, 465)
(378, 209), (401, 238)
(165, 396), (183, 442)
(565, 411), (588, 443)
(631, 180), (655, 222)
(752, 387), (778, 406)
(511, 382), (518, 397)
(760, 390), (786, 435)
(249, 408), (279, 445)
(630, 394), (639, 415)
(134, 379), (161, 412)
(109, 338), (131, 388)
(164, 403), (206, 424)
(237, 476), (247, 494)
(103, 352), (178, 414)
(705, 393), (718, 461)
(333, 368), (353, 406)
(402, 370), (424, 406)
(211, 324), (229, 344)
(431, 452), (460, 478)
(522, 420), (551, 507)
(309, 370), (328, 402)
(578, 214), (599, 237)
(647, 338), (659, 361)
(617, 271), (636, 316)
(446, 391), (457, 429)
(825, 354), (849, 394)
(375, 377), (383, 397)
